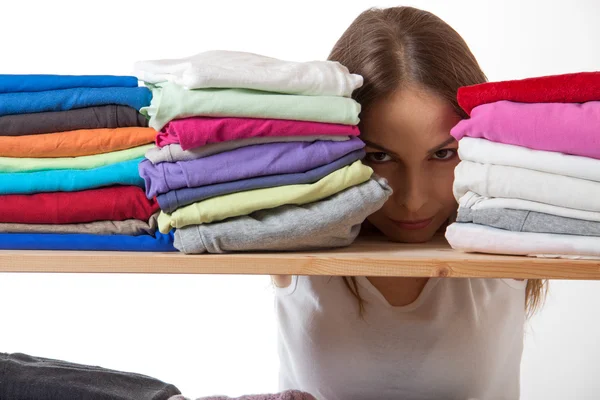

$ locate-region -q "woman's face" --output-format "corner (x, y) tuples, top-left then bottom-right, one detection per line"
(361, 85), (462, 243)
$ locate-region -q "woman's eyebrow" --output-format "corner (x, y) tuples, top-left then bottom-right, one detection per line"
(427, 137), (456, 154)
(362, 139), (401, 157)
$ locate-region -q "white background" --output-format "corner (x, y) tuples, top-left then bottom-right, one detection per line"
(1, 0), (599, 398)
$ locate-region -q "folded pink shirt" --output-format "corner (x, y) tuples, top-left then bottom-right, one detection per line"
(156, 117), (360, 150)
(451, 100), (600, 159)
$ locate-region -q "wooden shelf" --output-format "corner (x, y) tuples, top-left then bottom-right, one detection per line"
(0, 236), (598, 279)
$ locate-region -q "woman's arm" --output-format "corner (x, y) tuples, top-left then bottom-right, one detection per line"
(272, 275), (292, 288)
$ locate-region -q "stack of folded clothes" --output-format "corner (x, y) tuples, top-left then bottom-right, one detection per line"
(446, 71), (600, 259)
(135, 50), (392, 254)
(0, 74), (175, 251)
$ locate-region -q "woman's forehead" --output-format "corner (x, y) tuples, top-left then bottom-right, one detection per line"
(361, 86), (460, 150)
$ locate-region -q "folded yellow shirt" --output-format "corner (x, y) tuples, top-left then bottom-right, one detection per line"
(158, 160), (372, 233)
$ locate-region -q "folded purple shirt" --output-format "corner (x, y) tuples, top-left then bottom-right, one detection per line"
(157, 149), (365, 213)
(140, 137), (364, 198)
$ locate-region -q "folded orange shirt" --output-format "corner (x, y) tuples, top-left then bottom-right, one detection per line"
(0, 127), (156, 157)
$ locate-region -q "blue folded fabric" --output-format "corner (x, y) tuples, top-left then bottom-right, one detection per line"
(0, 231), (176, 251)
(0, 158), (144, 195)
(0, 75), (139, 93)
(0, 87), (151, 117)
(157, 149), (366, 213)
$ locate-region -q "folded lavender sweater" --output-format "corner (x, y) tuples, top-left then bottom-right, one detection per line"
(158, 149), (364, 213)
(140, 137), (364, 198)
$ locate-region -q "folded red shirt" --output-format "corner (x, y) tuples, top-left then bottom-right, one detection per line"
(0, 186), (159, 224)
(458, 71), (600, 115)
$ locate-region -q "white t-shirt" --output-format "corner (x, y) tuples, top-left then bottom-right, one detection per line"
(275, 276), (526, 400)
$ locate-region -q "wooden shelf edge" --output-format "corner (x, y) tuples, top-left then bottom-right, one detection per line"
(0, 237), (598, 279)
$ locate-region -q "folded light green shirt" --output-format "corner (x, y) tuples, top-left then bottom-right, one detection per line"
(142, 82), (361, 131)
(158, 160), (372, 233)
(0, 144), (153, 172)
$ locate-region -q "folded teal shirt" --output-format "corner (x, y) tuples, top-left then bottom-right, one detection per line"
(0, 75), (139, 93)
(0, 231), (175, 252)
(0, 158), (144, 195)
(0, 87), (151, 117)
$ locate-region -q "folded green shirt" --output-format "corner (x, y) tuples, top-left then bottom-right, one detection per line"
(0, 144), (153, 172)
(158, 160), (372, 233)
(142, 82), (361, 131)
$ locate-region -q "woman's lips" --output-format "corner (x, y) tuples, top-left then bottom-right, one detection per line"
(390, 217), (434, 230)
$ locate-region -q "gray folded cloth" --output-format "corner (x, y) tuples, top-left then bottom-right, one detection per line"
(0, 105), (147, 136)
(174, 176), (392, 254)
(168, 390), (317, 400)
(145, 135), (350, 164)
(457, 207), (600, 236)
(0, 352), (181, 400)
(0, 213), (158, 236)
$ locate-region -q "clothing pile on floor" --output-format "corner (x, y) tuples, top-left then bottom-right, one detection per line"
(135, 50), (392, 254)
(0, 75), (175, 251)
(446, 71), (600, 259)
(170, 391), (316, 400)
(0, 352), (317, 400)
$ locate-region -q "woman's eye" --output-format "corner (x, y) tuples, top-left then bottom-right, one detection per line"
(366, 152), (393, 163)
(432, 149), (457, 161)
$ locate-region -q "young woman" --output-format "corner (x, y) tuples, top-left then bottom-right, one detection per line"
(273, 6), (546, 400)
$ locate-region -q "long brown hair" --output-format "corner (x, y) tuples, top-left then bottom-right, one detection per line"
(328, 6), (547, 316)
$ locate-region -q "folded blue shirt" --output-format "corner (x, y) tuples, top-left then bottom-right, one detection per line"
(0, 231), (175, 251)
(0, 158), (144, 195)
(157, 149), (366, 213)
(0, 87), (151, 117)
(0, 75), (139, 93)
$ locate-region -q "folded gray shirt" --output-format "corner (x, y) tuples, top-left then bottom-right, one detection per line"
(0, 214), (159, 236)
(145, 135), (350, 164)
(0, 105), (147, 136)
(174, 176), (392, 254)
(457, 207), (600, 236)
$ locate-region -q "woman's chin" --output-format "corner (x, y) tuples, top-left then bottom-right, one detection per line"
(376, 225), (438, 244)
(362, 217), (447, 244)
(387, 232), (435, 244)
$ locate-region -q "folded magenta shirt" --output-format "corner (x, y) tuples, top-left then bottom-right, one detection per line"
(156, 116), (360, 149)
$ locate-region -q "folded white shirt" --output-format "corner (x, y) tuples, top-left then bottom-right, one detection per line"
(134, 50), (363, 97)
(459, 191), (600, 223)
(454, 161), (600, 212)
(446, 222), (600, 259)
(458, 137), (600, 182)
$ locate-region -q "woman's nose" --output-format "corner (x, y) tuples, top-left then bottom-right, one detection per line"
(393, 172), (428, 213)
